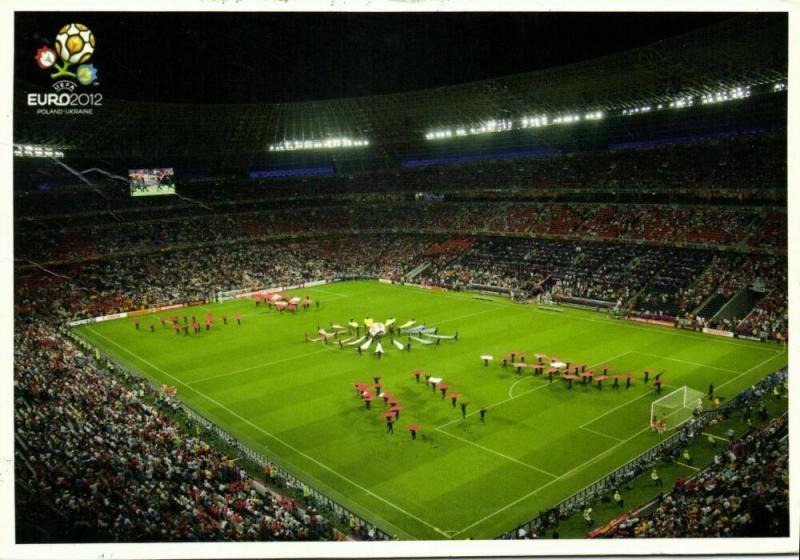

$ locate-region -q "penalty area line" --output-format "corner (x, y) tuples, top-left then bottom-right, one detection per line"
(456, 352), (788, 536)
(716, 351), (787, 392)
(452, 424), (651, 537)
(438, 350), (635, 430)
(434, 428), (559, 479)
(578, 390), (653, 429)
(632, 351), (738, 374)
(579, 426), (624, 442)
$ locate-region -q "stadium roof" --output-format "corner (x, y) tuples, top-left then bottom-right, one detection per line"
(14, 13), (787, 172)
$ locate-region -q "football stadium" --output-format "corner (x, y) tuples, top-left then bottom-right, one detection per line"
(9, 8), (793, 550)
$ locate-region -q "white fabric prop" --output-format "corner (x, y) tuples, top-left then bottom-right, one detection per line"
(410, 336), (434, 345)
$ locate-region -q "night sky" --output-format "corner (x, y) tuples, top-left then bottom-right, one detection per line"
(16, 12), (735, 104)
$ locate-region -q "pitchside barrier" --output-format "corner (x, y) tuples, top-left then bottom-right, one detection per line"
(498, 367), (787, 539)
(553, 295), (615, 310)
(65, 329), (392, 542)
(178, 406), (391, 541)
(584, 408), (789, 539)
(219, 278), (336, 301)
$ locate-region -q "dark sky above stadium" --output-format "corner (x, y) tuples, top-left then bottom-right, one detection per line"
(16, 11), (735, 104)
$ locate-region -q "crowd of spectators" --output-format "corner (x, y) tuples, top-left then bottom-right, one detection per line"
(15, 201), (784, 265)
(13, 121), (788, 544)
(15, 235), (442, 319)
(679, 254), (788, 340)
(504, 368), (788, 540)
(606, 411), (788, 538)
(15, 317), (335, 542)
(735, 286), (788, 341)
(15, 226), (788, 340)
(632, 249), (715, 317)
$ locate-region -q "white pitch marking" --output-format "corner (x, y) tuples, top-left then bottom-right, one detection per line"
(188, 347), (331, 385)
(452, 349), (788, 536)
(436, 383), (551, 431)
(716, 351), (787, 391)
(303, 286), (350, 300)
(579, 426), (624, 442)
(633, 351), (738, 373)
(437, 305), (512, 326)
(578, 390), (653, 429)
(438, 350), (634, 430)
(381, 282), (783, 353)
(452, 424), (651, 537)
(84, 327), (446, 537)
(433, 428), (559, 479)
(507, 376), (531, 399)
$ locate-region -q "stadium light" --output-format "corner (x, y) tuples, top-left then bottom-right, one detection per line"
(426, 118), (513, 140)
(668, 96), (694, 109)
(520, 115), (549, 128)
(268, 137), (370, 152)
(470, 119), (513, 135)
(552, 114), (581, 124)
(701, 85), (751, 105)
(423, 81), (773, 142)
(425, 129), (454, 140)
(13, 144), (65, 158)
(622, 105), (652, 116)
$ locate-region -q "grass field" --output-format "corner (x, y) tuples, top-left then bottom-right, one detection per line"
(75, 280), (788, 540)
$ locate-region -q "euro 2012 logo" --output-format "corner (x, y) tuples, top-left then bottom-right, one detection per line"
(35, 23), (98, 86)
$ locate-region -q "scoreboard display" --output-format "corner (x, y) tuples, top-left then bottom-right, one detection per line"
(129, 168), (176, 197)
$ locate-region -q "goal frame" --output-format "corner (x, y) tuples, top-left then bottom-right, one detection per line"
(650, 385), (704, 431)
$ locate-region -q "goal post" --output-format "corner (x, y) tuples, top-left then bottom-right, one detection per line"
(650, 386), (705, 431)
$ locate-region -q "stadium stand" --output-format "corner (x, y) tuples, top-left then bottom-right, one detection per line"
(12, 13), (788, 543)
(501, 368), (788, 539)
(14, 318), (336, 542)
(604, 412), (788, 538)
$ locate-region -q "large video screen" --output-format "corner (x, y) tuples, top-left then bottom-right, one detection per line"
(129, 168), (176, 197)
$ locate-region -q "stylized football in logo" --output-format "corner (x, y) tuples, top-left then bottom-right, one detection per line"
(55, 23), (95, 64)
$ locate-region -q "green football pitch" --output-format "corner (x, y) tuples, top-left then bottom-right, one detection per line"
(75, 280), (788, 540)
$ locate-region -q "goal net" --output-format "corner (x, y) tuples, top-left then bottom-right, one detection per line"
(650, 386), (705, 432)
